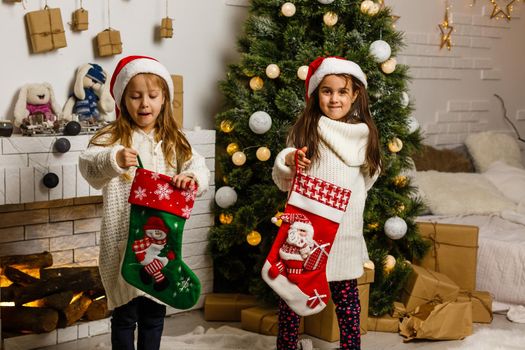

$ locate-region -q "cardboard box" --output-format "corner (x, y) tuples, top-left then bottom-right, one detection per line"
(241, 306), (304, 336)
(416, 222), (478, 290)
(303, 267), (374, 342)
(367, 314), (399, 333)
(171, 75), (183, 128)
(72, 8), (88, 31)
(456, 290), (493, 323)
(203, 293), (258, 322)
(96, 29), (122, 57)
(160, 17), (173, 38)
(25, 8), (67, 53)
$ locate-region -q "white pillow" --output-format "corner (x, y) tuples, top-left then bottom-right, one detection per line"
(465, 132), (524, 172)
(413, 170), (516, 215)
(483, 160), (525, 206)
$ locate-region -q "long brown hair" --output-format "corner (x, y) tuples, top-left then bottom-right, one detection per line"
(90, 73), (192, 173)
(288, 74), (381, 176)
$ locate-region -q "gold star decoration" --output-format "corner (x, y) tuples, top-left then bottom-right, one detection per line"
(490, 0), (517, 21)
(439, 3), (454, 50)
(378, 0), (401, 28)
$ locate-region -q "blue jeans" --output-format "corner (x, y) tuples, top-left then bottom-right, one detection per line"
(111, 296), (166, 350)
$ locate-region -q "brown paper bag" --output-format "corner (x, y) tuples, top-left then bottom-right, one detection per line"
(96, 29), (122, 57)
(203, 293), (258, 321)
(160, 17), (173, 38)
(456, 290), (493, 323)
(25, 7), (67, 53)
(72, 8), (88, 31)
(416, 222), (478, 290)
(399, 301), (473, 341)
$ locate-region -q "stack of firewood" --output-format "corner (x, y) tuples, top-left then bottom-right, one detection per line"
(0, 251), (109, 334)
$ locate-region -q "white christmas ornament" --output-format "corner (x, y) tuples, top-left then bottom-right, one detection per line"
(384, 255), (396, 272)
(369, 40), (391, 63)
(297, 65), (309, 80)
(232, 151), (247, 166)
(266, 64), (281, 79)
(323, 11), (338, 26)
(407, 116), (420, 134)
(249, 111), (272, 134)
(401, 91), (410, 108)
(318, 0), (335, 4)
(281, 2), (296, 17)
(215, 186), (238, 208)
(256, 146), (271, 161)
(384, 216), (407, 240)
(381, 57), (397, 74)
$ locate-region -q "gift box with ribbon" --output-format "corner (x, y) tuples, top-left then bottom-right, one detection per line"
(203, 293), (258, 321)
(160, 17), (173, 38)
(25, 7), (67, 53)
(96, 28), (122, 57)
(456, 290), (493, 323)
(72, 8), (88, 31)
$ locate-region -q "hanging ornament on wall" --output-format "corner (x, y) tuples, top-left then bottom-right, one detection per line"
(388, 137), (403, 153)
(384, 216), (408, 240)
(265, 64), (281, 79)
(220, 120), (234, 133)
(381, 57), (397, 74)
(297, 65), (309, 80)
(226, 142), (239, 155)
(43, 172), (60, 189)
(215, 186), (238, 208)
(54, 138), (71, 153)
(72, 0), (89, 32)
(489, 0), (516, 21)
(318, 0), (335, 4)
(219, 213), (234, 224)
(248, 111), (272, 134)
(249, 76), (264, 91)
(323, 11), (338, 26)
(256, 146), (271, 161)
(407, 116), (420, 134)
(281, 2), (296, 17)
(159, 0), (173, 39)
(232, 151), (247, 166)
(369, 40), (391, 63)
(400, 91), (410, 108)
(384, 254), (396, 273)
(246, 230), (262, 246)
(439, 0), (454, 50)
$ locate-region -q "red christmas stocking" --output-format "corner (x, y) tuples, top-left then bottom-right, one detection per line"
(262, 168), (351, 316)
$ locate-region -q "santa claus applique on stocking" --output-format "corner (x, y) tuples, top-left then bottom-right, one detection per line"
(262, 162), (351, 316)
(122, 164), (201, 309)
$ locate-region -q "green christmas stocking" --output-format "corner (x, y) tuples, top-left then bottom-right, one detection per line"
(122, 165), (200, 309)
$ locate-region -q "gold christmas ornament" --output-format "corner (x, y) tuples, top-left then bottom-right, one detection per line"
(367, 2), (381, 15)
(388, 137), (403, 153)
(222, 176), (228, 184)
(363, 260), (375, 270)
(226, 142), (239, 155)
(243, 68), (255, 77)
(367, 222), (379, 230)
(381, 57), (397, 74)
(220, 120), (234, 133)
(246, 230), (262, 246)
(297, 65), (309, 80)
(256, 146), (271, 161)
(219, 213), (233, 224)
(265, 64), (281, 79)
(249, 76), (264, 91)
(360, 0), (374, 14)
(384, 254), (396, 273)
(323, 11), (338, 26)
(272, 211), (284, 227)
(490, 0), (516, 21)
(439, 1), (454, 50)
(396, 203), (406, 214)
(393, 175), (408, 187)
(281, 2), (296, 17)
(232, 151), (247, 166)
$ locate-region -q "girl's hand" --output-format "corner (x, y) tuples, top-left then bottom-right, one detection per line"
(285, 146), (311, 170)
(172, 174), (196, 189)
(116, 148), (139, 168)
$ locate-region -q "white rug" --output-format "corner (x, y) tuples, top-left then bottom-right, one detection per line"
(448, 328), (525, 350)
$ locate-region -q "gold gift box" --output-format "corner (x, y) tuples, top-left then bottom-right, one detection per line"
(367, 314), (399, 333)
(171, 75), (183, 128)
(303, 267), (374, 342)
(160, 17), (173, 38)
(203, 293), (258, 322)
(416, 222), (478, 291)
(72, 8), (88, 31)
(25, 7), (67, 53)
(97, 29), (122, 57)
(241, 306), (304, 336)
(456, 290), (493, 323)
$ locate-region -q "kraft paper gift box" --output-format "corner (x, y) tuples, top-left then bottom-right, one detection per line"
(415, 222), (478, 290)
(72, 8), (88, 31)
(96, 29), (122, 57)
(367, 314), (399, 333)
(241, 306), (304, 336)
(456, 290), (493, 323)
(399, 301), (473, 341)
(203, 293), (258, 321)
(304, 267), (374, 342)
(25, 7), (67, 53)
(171, 75), (183, 128)
(160, 17), (173, 38)
(401, 265), (460, 312)
(391, 301), (407, 318)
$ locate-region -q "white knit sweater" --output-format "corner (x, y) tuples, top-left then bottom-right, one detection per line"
(272, 116), (378, 281)
(79, 129), (210, 310)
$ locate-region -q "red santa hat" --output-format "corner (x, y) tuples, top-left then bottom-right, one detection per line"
(109, 55), (174, 115)
(305, 56), (367, 99)
(143, 216), (169, 233)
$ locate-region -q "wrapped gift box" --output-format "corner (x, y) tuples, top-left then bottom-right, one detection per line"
(97, 29), (122, 57)
(399, 301), (472, 341)
(171, 75), (183, 128)
(203, 293), (258, 321)
(241, 306), (304, 336)
(72, 8), (88, 31)
(391, 301), (407, 318)
(160, 17), (173, 38)
(367, 314), (399, 333)
(416, 222), (478, 290)
(456, 290), (493, 323)
(401, 265), (460, 312)
(304, 267), (374, 342)
(25, 7), (67, 53)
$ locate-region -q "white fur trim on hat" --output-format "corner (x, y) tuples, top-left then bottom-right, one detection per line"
(291, 221), (314, 236)
(307, 57), (367, 97)
(112, 57), (174, 109)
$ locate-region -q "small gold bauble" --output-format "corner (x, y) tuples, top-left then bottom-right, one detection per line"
(368, 2), (380, 15)
(219, 213), (233, 224)
(364, 260), (375, 270)
(281, 2), (296, 17)
(396, 203), (406, 214)
(381, 57), (397, 74)
(222, 176), (228, 183)
(393, 175), (408, 187)
(256, 146), (271, 161)
(388, 137), (403, 153)
(384, 254), (396, 273)
(232, 151), (247, 166)
(226, 143), (239, 156)
(249, 76), (264, 91)
(360, 0), (374, 14)
(323, 11), (338, 26)
(246, 230), (262, 246)
(243, 68), (255, 77)
(265, 64), (281, 79)
(220, 120), (234, 133)
(297, 65), (309, 80)
(367, 222), (379, 230)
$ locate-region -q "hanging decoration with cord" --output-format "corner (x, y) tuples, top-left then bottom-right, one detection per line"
(489, 0), (518, 21)
(438, 0), (454, 51)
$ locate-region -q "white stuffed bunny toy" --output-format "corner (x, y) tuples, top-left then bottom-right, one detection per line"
(62, 63), (115, 123)
(14, 82), (62, 129)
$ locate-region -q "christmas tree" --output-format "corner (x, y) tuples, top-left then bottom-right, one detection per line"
(210, 0), (428, 316)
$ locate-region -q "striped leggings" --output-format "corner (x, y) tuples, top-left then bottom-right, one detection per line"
(277, 279), (361, 350)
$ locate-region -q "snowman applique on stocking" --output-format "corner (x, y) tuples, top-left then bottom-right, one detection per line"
(122, 164), (201, 309)
(262, 160), (351, 316)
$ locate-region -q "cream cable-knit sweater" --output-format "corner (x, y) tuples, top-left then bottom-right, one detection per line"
(272, 116), (378, 281)
(79, 129), (210, 310)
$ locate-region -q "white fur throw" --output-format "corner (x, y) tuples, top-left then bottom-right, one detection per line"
(413, 171), (516, 215)
(465, 132), (523, 172)
(483, 160), (525, 206)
